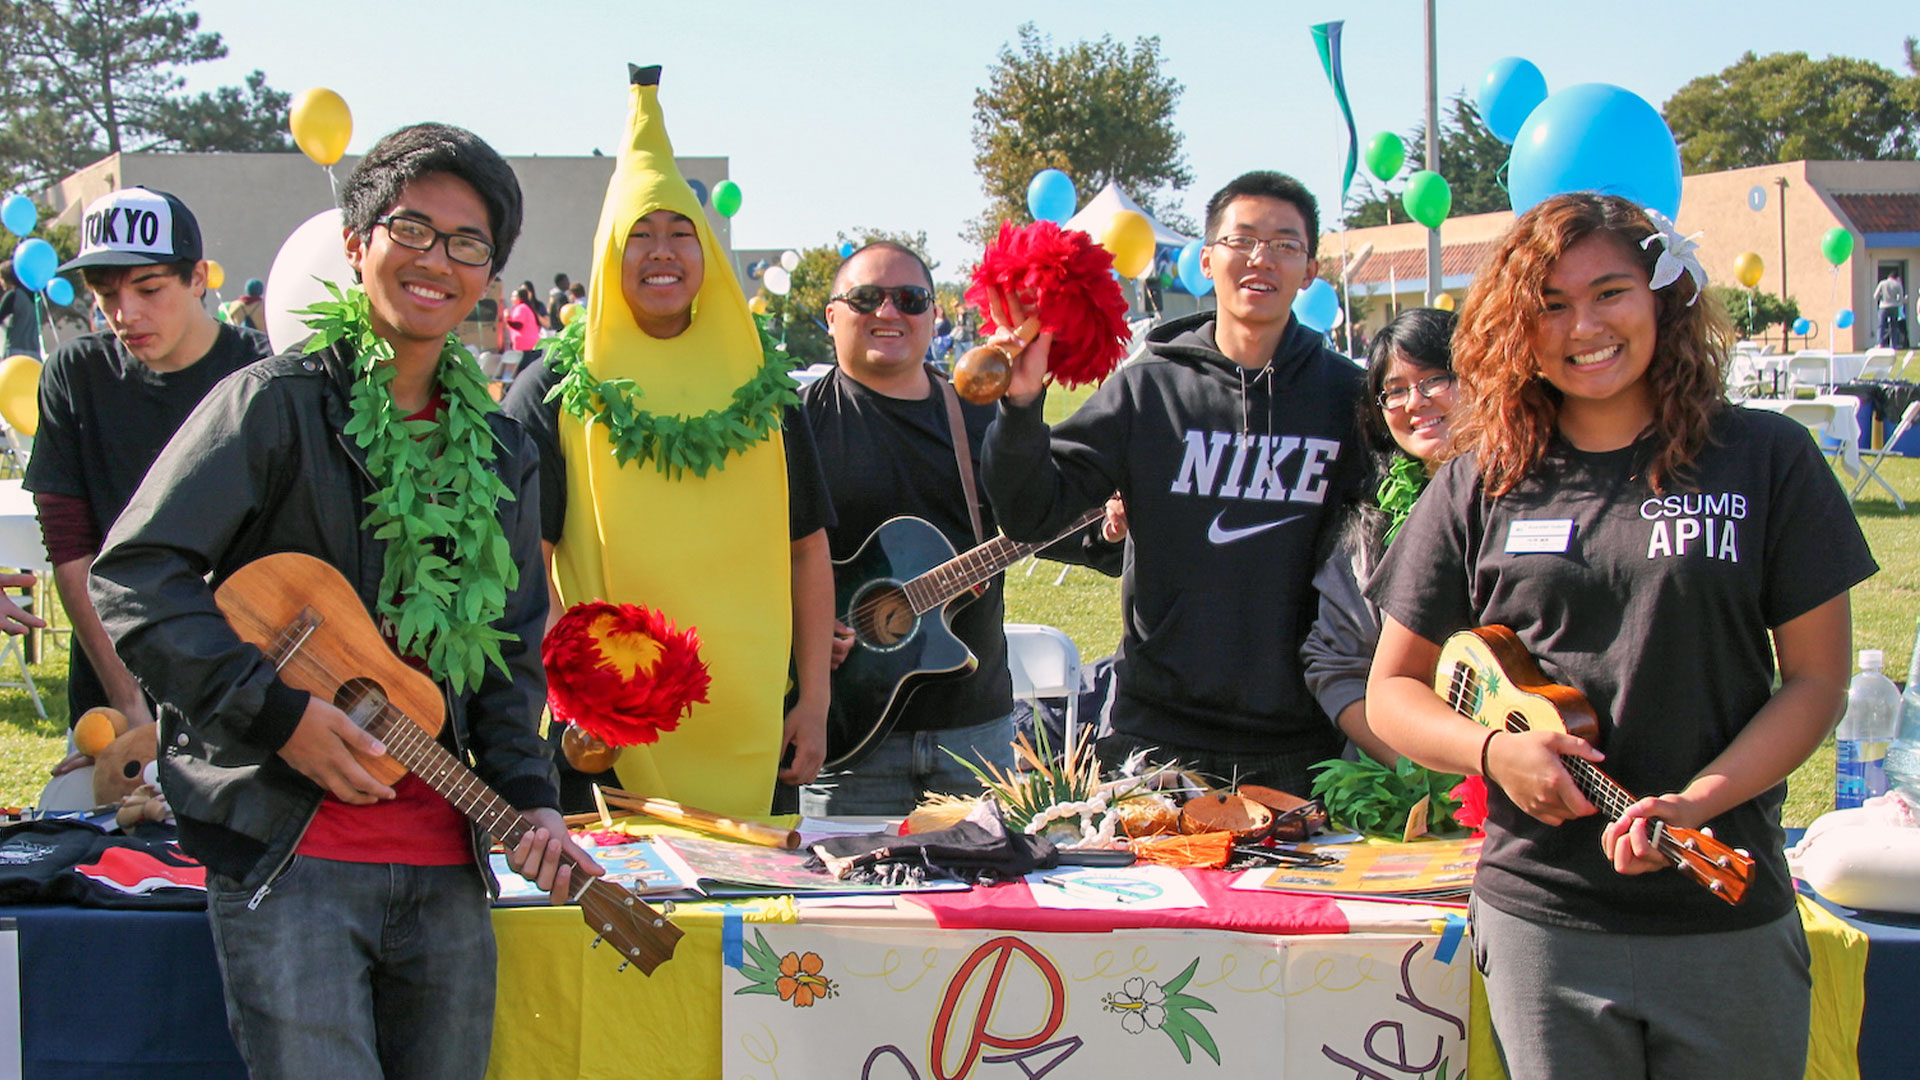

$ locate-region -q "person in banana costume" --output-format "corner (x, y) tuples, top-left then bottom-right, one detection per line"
(504, 65), (832, 819)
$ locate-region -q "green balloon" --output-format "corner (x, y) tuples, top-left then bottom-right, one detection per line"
(712, 179), (743, 218)
(1402, 170), (1453, 230)
(1364, 132), (1406, 184)
(1820, 227), (1853, 267)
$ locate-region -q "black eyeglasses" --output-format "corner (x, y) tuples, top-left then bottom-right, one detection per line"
(1377, 372), (1457, 410)
(829, 284), (933, 316)
(375, 216), (495, 268)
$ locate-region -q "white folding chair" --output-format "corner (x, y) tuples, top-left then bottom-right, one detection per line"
(1857, 348), (1897, 381)
(1849, 399), (1920, 509)
(1786, 352), (1832, 393)
(1726, 354), (1768, 400)
(1004, 623), (1083, 757)
(1779, 402), (1846, 471)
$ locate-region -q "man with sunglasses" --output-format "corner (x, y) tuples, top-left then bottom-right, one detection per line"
(982, 170), (1368, 797)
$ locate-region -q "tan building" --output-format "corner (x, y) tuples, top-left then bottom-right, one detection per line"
(1330, 160), (1920, 352)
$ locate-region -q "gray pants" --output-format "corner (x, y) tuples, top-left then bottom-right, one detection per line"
(1471, 896), (1810, 1080)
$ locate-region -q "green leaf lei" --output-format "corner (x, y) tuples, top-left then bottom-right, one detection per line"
(299, 282), (518, 695)
(1376, 452), (1431, 549)
(540, 313), (800, 478)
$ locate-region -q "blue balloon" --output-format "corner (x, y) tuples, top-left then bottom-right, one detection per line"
(687, 178), (708, 207)
(1792, 317), (1812, 337)
(1477, 58), (1548, 145)
(0, 194), (35, 237)
(1175, 240), (1212, 297)
(44, 276), (73, 306)
(1292, 278), (1340, 334)
(1507, 83), (1682, 221)
(10, 238), (57, 292)
(1835, 308), (1855, 330)
(1026, 169), (1077, 225)
(838, 241), (855, 258)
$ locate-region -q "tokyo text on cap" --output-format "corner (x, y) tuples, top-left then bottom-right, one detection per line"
(61, 187), (204, 271)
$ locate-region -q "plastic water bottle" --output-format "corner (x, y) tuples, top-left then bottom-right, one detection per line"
(1837, 649), (1901, 809)
(1885, 625), (1920, 799)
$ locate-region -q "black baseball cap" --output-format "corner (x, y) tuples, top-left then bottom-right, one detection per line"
(60, 187), (204, 271)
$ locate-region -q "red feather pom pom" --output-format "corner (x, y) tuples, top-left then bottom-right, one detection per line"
(543, 601), (711, 748)
(965, 220), (1132, 388)
(1448, 776), (1488, 837)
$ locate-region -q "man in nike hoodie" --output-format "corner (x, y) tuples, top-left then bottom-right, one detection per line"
(983, 171), (1366, 794)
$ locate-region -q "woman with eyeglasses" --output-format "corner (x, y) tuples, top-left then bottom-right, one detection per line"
(1301, 307), (1457, 765)
(1365, 193), (1874, 1079)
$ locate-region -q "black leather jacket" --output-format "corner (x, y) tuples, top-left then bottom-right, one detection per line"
(90, 340), (558, 893)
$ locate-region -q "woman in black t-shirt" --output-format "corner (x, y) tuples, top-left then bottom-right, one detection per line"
(1367, 194), (1874, 1080)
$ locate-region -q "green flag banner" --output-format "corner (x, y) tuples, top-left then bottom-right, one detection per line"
(1310, 20), (1359, 200)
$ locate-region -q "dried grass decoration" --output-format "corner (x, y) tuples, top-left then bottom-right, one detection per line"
(940, 727), (1158, 849)
(952, 221), (1132, 404)
(544, 601), (711, 769)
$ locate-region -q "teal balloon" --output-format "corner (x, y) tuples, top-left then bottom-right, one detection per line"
(1477, 58), (1548, 145)
(1363, 132), (1405, 183)
(1507, 83), (1681, 220)
(1175, 240), (1211, 297)
(1402, 170), (1453, 229)
(44, 276), (73, 306)
(0, 194), (35, 237)
(838, 241), (855, 258)
(711, 179), (742, 218)
(1792, 317), (1812, 336)
(1835, 308), (1855, 330)
(1026, 169), (1077, 224)
(10, 238), (57, 291)
(1821, 228), (1854, 267)
(1292, 278), (1340, 333)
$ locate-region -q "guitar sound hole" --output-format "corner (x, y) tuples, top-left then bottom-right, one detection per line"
(848, 582), (916, 652)
(334, 677), (391, 731)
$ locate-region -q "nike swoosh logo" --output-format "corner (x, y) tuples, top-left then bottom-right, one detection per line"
(1207, 511), (1304, 545)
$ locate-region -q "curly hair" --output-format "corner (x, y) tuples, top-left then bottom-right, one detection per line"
(1449, 193), (1732, 495)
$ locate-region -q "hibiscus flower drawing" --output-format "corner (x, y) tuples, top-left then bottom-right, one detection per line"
(1103, 977), (1167, 1034)
(775, 951), (838, 1007)
(1101, 959), (1219, 1064)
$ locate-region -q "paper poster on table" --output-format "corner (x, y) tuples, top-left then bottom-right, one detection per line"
(721, 922), (1472, 1078)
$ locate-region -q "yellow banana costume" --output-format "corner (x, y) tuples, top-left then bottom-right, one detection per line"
(553, 65), (789, 818)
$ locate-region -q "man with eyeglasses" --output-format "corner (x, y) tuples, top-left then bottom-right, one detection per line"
(26, 187), (271, 784)
(982, 170), (1368, 796)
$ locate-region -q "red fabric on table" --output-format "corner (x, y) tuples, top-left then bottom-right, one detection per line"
(906, 868), (1349, 935)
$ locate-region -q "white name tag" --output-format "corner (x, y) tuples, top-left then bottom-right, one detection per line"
(1505, 519), (1574, 554)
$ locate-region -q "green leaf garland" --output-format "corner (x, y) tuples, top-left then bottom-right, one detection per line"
(299, 282), (518, 695)
(1376, 451), (1431, 549)
(541, 312), (799, 478)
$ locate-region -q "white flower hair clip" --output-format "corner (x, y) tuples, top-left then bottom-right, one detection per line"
(1641, 209), (1707, 306)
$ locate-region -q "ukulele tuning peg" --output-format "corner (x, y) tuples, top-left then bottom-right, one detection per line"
(601, 921), (614, 933)
(590, 936), (603, 949)
(1708, 881), (1724, 893)
(622, 895), (635, 906)
(617, 960), (631, 973)
(662, 901), (677, 916)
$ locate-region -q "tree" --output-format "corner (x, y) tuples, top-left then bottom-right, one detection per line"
(0, 0), (293, 191)
(1706, 284), (1799, 341)
(968, 23), (1192, 246)
(1662, 50), (1920, 173)
(1341, 94), (1512, 228)
(759, 228), (938, 367)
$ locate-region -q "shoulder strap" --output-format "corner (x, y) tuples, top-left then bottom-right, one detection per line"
(929, 363), (984, 546)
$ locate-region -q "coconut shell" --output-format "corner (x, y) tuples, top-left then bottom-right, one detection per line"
(1178, 793), (1273, 841)
(1237, 784), (1330, 841)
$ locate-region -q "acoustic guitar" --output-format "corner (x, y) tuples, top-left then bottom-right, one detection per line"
(213, 552), (683, 973)
(824, 506), (1105, 769)
(1434, 625), (1753, 906)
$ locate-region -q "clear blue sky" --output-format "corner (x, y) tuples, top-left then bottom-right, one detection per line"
(185, 0), (1914, 278)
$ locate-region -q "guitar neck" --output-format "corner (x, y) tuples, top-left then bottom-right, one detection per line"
(904, 505), (1106, 614)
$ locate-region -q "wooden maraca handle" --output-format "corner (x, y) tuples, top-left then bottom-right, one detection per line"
(951, 316), (1040, 405)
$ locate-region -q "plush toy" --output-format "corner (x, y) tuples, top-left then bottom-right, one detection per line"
(91, 723), (157, 808)
(115, 759), (171, 830)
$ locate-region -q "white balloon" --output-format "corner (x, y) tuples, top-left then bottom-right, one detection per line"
(763, 265), (792, 296)
(779, 249), (800, 272)
(265, 208), (355, 354)
(1331, 305), (1345, 330)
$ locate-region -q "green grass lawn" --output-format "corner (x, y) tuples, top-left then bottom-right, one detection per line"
(2, 386), (1915, 829)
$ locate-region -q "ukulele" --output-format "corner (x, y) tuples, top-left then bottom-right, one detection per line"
(1434, 625), (1753, 906)
(824, 505), (1106, 769)
(213, 552), (683, 973)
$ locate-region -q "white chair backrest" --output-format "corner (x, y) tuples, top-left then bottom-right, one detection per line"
(1889, 399), (1920, 443)
(1786, 352), (1832, 389)
(1779, 402), (1839, 440)
(1858, 352), (1896, 380)
(1004, 623), (1082, 700)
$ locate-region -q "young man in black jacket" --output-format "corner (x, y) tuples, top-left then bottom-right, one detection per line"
(982, 171), (1367, 795)
(90, 124), (596, 1080)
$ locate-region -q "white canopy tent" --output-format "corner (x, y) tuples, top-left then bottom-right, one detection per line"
(1063, 182), (1194, 249)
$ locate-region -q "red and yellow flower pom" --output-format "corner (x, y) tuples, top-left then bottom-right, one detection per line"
(543, 601), (710, 747)
(965, 220), (1132, 388)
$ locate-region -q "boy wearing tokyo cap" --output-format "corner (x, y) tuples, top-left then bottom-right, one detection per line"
(24, 186), (270, 769)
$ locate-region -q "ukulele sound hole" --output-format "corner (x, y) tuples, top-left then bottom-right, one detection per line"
(334, 677), (392, 731)
(849, 582), (917, 652)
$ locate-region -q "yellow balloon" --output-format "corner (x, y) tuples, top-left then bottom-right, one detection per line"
(290, 88), (353, 167)
(1733, 251), (1764, 290)
(559, 302), (582, 326)
(0, 355), (42, 437)
(1433, 292), (1457, 312)
(1098, 210), (1156, 279)
(748, 295), (768, 316)
(205, 260), (225, 291)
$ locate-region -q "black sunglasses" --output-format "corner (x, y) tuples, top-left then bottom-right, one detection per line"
(830, 284), (933, 316)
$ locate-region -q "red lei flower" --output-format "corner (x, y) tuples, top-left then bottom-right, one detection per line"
(965, 220), (1132, 388)
(542, 601), (710, 748)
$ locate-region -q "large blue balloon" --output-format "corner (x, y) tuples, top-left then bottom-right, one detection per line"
(1792, 317), (1812, 337)
(1477, 58), (1548, 145)
(1507, 83), (1682, 221)
(0, 194), (36, 237)
(10, 238), (57, 292)
(1175, 240), (1212, 297)
(1292, 278), (1340, 334)
(1026, 169), (1077, 224)
(44, 276), (73, 306)
(1835, 308), (1855, 330)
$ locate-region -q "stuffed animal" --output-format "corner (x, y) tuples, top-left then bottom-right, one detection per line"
(91, 723), (157, 808)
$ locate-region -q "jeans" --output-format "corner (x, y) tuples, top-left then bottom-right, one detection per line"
(1095, 729), (1342, 797)
(1881, 306), (1909, 350)
(206, 856), (497, 1080)
(800, 712), (1016, 817)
